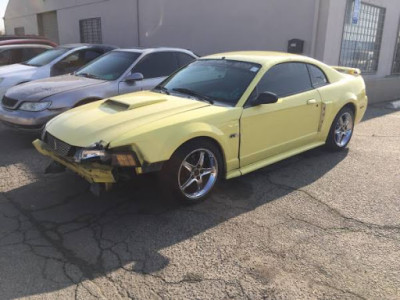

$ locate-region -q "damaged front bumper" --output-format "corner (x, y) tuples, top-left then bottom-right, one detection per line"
(33, 139), (116, 183)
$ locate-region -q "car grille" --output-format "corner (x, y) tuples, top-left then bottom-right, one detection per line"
(1, 96), (18, 109)
(44, 133), (76, 157)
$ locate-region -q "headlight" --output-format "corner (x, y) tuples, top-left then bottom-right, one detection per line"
(19, 101), (51, 112)
(74, 145), (138, 167)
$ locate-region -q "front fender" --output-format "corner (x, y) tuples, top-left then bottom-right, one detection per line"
(111, 120), (241, 174)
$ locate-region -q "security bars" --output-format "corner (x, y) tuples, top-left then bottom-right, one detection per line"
(392, 21), (400, 75)
(339, 0), (385, 73)
(79, 17), (103, 44)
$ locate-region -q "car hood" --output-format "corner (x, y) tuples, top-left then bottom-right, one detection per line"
(6, 75), (106, 102)
(0, 63), (37, 77)
(46, 91), (211, 147)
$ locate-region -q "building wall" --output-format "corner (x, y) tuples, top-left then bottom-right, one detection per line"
(56, 0), (138, 47)
(4, 0), (400, 103)
(137, 0), (318, 56)
(320, 0), (400, 103)
(4, 0), (319, 54)
(4, 0), (138, 47)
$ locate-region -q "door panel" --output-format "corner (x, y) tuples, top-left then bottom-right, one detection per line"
(240, 89), (322, 167)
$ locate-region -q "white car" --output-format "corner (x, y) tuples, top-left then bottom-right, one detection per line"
(0, 43), (116, 99)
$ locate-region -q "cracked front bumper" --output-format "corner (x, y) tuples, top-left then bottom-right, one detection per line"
(33, 139), (116, 184)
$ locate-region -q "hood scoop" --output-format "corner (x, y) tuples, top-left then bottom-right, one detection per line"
(101, 96), (168, 112)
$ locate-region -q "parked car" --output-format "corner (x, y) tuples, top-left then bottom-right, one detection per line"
(33, 51), (368, 203)
(0, 43), (53, 67)
(0, 35), (54, 42)
(0, 48), (197, 131)
(0, 43), (116, 99)
(0, 38), (57, 47)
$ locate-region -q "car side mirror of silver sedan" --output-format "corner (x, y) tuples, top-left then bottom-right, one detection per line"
(124, 72), (144, 83)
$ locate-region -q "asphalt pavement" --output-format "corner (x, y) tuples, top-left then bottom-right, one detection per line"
(0, 102), (399, 299)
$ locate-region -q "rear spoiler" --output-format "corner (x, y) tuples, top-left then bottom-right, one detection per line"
(332, 66), (361, 76)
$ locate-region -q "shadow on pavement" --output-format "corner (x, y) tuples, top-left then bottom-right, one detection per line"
(0, 130), (349, 298)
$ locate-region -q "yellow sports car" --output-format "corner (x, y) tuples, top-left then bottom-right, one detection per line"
(33, 51), (368, 203)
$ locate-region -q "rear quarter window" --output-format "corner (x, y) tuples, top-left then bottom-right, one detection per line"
(307, 64), (329, 88)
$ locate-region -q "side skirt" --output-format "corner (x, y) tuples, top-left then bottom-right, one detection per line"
(226, 141), (325, 179)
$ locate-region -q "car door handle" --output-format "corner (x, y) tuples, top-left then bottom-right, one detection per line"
(307, 99), (317, 105)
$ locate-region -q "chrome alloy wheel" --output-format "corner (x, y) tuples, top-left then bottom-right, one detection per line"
(334, 112), (353, 147)
(178, 148), (218, 200)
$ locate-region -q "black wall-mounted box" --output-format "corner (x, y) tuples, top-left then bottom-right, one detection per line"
(288, 39), (304, 54)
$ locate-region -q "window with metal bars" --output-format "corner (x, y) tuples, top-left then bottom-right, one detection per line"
(339, 0), (385, 73)
(79, 18), (102, 44)
(392, 23), (400, 75)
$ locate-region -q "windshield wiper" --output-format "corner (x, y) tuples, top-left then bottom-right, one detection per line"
(172, 88), (214, 104)
(76, 73), (101, 80)
(21, 62), (40, 67)
(153, 86), (170, 95)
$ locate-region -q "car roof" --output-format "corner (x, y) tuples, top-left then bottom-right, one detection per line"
(0, 44), (53, 49)
(60, 43), (118, 51)
(113, 47), (197, 56)
(203, 51), (318, 66)
(0, 39), (57, 47)
(0, 35), (49, 41)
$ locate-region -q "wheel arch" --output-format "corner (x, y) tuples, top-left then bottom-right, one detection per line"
(170, 136), (227, 176)
(342, 101), (357, 116)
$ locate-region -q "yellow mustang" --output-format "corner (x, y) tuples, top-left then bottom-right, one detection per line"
(33, 51), (368, 203)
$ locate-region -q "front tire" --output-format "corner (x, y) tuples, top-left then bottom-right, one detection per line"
(159, 139), (223, 204)
(326, 106), (354, 151)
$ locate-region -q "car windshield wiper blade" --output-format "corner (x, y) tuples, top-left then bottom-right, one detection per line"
(21, 62), (40, 67)
(172, 88), (214, 104)
(77, 72), (101, 79)
(153, 86), (170, 95)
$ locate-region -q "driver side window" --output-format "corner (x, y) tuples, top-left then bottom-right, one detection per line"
(52, 49), (103, 76)
(249, 62), (313, 102)
(132, 52), (179, 79)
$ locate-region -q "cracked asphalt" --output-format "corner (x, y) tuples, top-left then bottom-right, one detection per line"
(0, 102), (399, 300)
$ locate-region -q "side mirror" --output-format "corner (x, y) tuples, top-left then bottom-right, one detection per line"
(124, 72), (144, 83)
(252, 92), (278, 106)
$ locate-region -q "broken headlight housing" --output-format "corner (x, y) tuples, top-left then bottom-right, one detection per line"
(74, 143), (138, 167)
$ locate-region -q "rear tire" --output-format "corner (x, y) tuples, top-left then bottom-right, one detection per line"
(159, 139), (223, 204)
(325, 106), (354, 151)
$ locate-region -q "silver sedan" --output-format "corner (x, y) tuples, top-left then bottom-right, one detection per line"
(0, 48), (197, 131)
(0, 43), (116, 99)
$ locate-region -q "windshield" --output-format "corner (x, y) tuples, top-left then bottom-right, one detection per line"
(24, 48), (69, 67)
(75, 51), (141, 81)
(158, 59), (261, 106)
